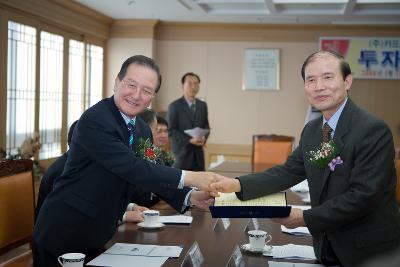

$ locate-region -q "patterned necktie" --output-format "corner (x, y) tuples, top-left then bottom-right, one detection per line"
(190, 103), (196, 118)
(127, 119), (135, 149)
(322, 122), (333, 143)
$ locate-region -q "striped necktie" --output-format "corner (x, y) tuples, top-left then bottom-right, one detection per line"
(127, 119), (135, 149)
(322, 122), (333, 143)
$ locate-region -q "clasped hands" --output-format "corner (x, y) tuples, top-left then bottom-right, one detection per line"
(189, 136), (206, 146)
(185, 172), (305, 229)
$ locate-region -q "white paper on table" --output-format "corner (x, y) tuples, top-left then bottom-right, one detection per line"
(281, 225), (311, 236)
(158, 215), (193, 224)
(301, 192), (311, 203)
(268, 261), (325, 267)
(291, 180), (309, 193)
(263, 244), (316, 260)
(184, 127), (210, 138)
(87, 254), (168, 267)
(291, 205), (311, 211)
(104, 243), (182, 257)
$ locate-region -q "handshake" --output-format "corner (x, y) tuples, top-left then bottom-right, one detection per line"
(184, 171), (242, 210)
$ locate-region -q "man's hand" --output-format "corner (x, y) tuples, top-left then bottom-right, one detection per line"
(189, 137), (205, 146)
(189, 190), (215, 210)
(133, 204), (148, 213)
(124, 211), (145, 223)
(210, 177), (241, 193)
(272, 208), (305, 229)
(184, 171), (230, 193)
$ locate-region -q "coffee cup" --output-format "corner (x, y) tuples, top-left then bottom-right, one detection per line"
(57, 253), (85, 267)
(143, 209), (159, 226)
(248, 230), (272, 251)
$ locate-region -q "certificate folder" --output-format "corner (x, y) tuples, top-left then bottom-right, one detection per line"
(210, 192), (291, 218)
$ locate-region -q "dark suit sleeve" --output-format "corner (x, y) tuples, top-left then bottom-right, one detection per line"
(153, 186), (192, 213)
(304, 119), (396, 235)
(167, 102), (191, 147)
(77, 109), (182, 190)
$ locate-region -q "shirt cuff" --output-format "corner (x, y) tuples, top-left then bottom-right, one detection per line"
(126, 203), (135, 211)
(122, 212), (127, 222)
(184, 188), (195, 206)
(178, 170), (186, 189)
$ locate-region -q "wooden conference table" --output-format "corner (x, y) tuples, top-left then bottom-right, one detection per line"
(95, 162), (314, 266)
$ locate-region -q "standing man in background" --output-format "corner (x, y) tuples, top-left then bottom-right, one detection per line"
(167, 72), (210, 171)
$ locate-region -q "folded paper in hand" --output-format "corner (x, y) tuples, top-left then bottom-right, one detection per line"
(209, 192), (291, 218)
(184, 127), (210, 138)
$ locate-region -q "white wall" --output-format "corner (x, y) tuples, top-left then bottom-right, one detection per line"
(155, 40), (316, 145)
(106, 38), (154, 96)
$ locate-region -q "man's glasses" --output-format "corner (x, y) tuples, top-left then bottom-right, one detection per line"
(122, 80), (155, 98)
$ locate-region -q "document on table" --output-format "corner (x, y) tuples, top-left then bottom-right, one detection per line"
(214, 192), (286, 206)
(184, 127), (209, 138)
(158, 215), (193, 224)
(268, 261), (325, 267)
(87, 243), (183, 267)
(103, 243), (183, 257)
(87, 254), (168, 267)
(281, 225), (311, 236)
(263, 244), (316, 260)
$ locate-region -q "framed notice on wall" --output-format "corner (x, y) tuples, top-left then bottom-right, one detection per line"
(243, 49), (280, 91)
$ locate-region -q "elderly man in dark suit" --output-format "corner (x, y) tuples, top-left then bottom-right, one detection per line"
(33, 56), (219, 266)
(167, 72), (210, 171)
(211, 50), (400, 267)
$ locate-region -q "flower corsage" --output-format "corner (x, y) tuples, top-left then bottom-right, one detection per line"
(136, 138), (162, 164)
(308, 140), (343, 171)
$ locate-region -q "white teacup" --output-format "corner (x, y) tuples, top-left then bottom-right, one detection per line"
(248, 230), (272, 251)
(143, 209), (160, 226)
(57, 253), (85, 267)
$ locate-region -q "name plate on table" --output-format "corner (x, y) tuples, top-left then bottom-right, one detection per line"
(209, 192), (291, 218)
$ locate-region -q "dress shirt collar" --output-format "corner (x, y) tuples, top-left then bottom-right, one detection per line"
(120, 111), (136, 125)
(183, 96), (196, 107)
(322, 97), (348, 138)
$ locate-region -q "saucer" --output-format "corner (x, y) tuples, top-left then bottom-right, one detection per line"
(137, 222), (165, 229)
(240, 243), (272, 254)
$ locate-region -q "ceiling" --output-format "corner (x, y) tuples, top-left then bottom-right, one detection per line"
(73, 0), (400, 25)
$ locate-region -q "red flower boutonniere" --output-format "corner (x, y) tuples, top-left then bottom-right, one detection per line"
(136, 138), (162, 163)
(308, 140), (343, 171)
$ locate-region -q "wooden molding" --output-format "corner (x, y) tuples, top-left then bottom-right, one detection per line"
(0, 0), (111, 40)
(110, 19), (160, 38)
(155, 21), (400, 42)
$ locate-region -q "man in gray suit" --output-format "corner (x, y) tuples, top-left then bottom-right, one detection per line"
(211, 50), (400, 267)
(167, 72), (210, 171)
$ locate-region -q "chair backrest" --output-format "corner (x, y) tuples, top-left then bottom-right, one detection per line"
(252, 134), (294, 172)
(0, 159), (35, 255)
(396, 159), (400, 205)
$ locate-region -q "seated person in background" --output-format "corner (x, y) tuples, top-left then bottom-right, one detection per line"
(36, 120), (147, 223)
(128, 108), (161, 208)
(155, 115), (175, 167)
(35, 120), (78, 218)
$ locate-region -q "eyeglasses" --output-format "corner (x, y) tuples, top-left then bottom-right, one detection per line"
(122, 80), (155, 98)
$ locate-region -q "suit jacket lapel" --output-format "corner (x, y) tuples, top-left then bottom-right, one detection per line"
(317, 99), (353, 202)
(105, 96), (130, 146)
